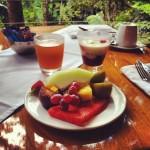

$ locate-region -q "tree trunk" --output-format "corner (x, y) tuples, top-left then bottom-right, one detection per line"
(42, 0), (51, 25)
(7, 0), (24, 26)
(103, 0), (131, 21)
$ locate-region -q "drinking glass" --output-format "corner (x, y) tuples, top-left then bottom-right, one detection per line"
(77, 30), (111, 71)
(34, 33), (64, 75)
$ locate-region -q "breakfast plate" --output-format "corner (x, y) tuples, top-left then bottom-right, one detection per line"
(24, 84), (126, 131)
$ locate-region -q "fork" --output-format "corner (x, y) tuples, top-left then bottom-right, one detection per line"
(137, 60), (150, 73)
(135, 61), (150, 81)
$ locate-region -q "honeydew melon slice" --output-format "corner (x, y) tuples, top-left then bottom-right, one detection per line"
(45, 68), (94, 89)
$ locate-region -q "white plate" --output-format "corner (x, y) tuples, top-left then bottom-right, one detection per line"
(24, 84), (126, 131)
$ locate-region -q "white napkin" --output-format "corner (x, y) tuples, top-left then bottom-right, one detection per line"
(120, 64), (150, 96)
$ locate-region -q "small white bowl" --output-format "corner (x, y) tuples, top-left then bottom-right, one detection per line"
(11, 41), (35, 55)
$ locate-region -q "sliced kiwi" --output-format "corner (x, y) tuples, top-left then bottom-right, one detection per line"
(92, 82), (112, 99)
(90, 70), (106, 83)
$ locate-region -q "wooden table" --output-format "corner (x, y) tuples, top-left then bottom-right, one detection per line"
(0, 26), (150, 150)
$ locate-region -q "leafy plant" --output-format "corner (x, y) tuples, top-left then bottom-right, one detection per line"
(115, 0), (150, 23)
(22, 0), (43, 25)
(86, 13), (105, 24)
(115, 9), (133, 22)
(133, 2), (150, 14)
(59, 4), (76, 24)
(60, 0), (101, 23)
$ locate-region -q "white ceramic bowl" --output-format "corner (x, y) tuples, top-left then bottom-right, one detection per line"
(11, 41), (35, 55)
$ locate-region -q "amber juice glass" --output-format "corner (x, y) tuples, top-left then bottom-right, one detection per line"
(34, 33), (64, 75)
(77, 30), (111, 71)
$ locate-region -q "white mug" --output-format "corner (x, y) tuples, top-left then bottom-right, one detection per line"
(116, 23), (137, 48)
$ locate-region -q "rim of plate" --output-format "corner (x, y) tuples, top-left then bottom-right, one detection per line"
(24, 84), (126, 131)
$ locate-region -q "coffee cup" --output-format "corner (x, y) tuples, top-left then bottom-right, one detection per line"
(116, 23), (137, 48)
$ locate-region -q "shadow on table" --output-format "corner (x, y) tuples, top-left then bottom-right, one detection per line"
(28, 110), (128, 145)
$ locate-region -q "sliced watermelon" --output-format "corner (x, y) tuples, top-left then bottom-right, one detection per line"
(48, 100), (109, 126)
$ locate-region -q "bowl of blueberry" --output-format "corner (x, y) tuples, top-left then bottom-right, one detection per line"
(3, 26), (36, 55)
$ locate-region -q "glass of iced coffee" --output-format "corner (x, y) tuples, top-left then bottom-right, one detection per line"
(77, 30), (110, 71)
(34, 33), (64, 75)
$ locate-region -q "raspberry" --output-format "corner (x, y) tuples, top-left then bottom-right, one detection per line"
(63, 94), (72, 104)
(70, 94), (80, 106)
(68, 86), (78, 94)
(68, 81), (81, 95)
(71, 82), (80, 90)
(51, 94), (62, 105)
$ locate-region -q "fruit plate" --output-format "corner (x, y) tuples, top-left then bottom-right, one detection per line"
(24, 84), (126, 131)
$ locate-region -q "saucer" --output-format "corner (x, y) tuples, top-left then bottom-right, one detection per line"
(110, 44), (144, 50)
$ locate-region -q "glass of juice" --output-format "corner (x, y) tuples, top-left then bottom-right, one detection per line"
(34, 33), (64, 75)
(77, 30), (111, 71)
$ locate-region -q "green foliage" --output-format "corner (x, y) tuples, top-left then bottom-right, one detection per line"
(136, 21), (150, 29)
(0, 0), (7, 27)
(0, 19), (4, 28)
(115, 0), (150, 23)
(86, 13), (105, 24)
(137, 21), (150, 45)
(60, 0), (101, 23)
(133, 2), (150, 14)
(115, 9), (134, 22)
(0, 0), (150, 27)
(0, 0), (7, 5)
(48, 2), (61, 23)
(59, 4), (76, 24)
(22, 0), (43, 25)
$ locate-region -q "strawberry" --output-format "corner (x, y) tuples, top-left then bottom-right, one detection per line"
(31, 80), (44, 95)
